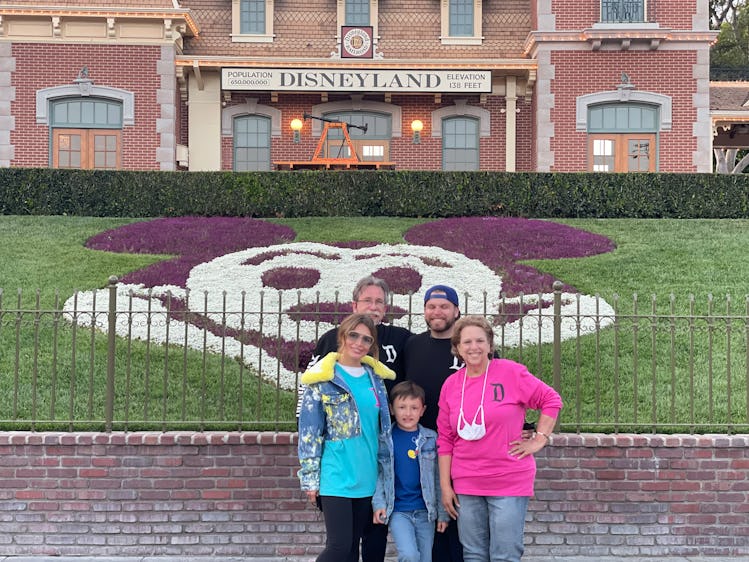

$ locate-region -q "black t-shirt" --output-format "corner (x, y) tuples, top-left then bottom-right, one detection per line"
(403, 332), (464, 431)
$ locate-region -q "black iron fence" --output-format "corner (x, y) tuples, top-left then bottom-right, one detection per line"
(1, 279), (747, 433)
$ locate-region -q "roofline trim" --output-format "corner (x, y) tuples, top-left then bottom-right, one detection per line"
(0, 6), (199, 36)
(175, 58), (537, 71)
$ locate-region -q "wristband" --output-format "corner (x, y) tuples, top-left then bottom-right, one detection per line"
(536, 431), (550, 441)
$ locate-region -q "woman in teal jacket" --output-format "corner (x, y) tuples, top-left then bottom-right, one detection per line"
(298, 313), (395, 562)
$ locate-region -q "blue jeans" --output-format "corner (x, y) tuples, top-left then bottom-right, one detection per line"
(389, 509), (435, 562)
(455, 495), (529, 562)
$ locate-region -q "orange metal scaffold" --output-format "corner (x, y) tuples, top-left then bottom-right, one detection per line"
(274, 113), (395, 169)
(304, 112), (368, 165)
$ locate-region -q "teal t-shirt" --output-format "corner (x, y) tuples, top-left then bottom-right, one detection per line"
(320, 364), (381, 498)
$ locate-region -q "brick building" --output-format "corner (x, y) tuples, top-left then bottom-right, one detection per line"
(0, 0), (723, 173)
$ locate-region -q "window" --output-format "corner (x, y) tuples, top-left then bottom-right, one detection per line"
(241, 0), (265, 33)
(50, 98), (123, 169)
(346, 0), (370, 26)
(52, 98), (122, 129)
(587, 103), (657, 172)
(449, 0), (473, 36)
(53, 129), (120, 169)
(322, 111), (391, 162)
(589, 135), (655, 172)
(442, 116), (479, 171)
(441, 0), (482, 45)
(232, 0), (274, 42)
(600, 0), (646, 24)
(234, 115), (271, 171)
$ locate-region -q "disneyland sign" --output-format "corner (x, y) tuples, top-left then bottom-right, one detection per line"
(221, 68), (492, 93)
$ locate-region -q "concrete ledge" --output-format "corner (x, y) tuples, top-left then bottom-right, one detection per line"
(0, 556), (736, 562)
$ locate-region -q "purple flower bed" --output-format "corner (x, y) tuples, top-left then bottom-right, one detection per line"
(87, 217), (295, 286)
(262, 267), (321, 290)
(243, 249), (339, 266)
(404, 217), (615, 296)
(372, 266), (422, 295)
(285, 302), (408, 325)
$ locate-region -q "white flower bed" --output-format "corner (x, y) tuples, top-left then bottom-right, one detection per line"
(63, 243), (614, 390)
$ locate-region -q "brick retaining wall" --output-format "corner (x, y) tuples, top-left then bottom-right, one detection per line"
(0, 432), (747, 558)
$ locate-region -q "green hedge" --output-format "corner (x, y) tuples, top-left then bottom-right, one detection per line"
(1, 167), (749, 218)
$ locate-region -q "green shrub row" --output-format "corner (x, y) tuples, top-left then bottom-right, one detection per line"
(2, 168), (749, 218)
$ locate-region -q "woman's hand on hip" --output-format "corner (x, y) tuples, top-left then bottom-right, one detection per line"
(509, 435), (546, 458)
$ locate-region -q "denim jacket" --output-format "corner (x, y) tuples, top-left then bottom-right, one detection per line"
(372, 423), (449, 524)
(297, 352), (395, 491)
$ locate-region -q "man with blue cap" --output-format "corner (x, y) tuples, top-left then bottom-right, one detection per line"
(404, 284), (463, 562)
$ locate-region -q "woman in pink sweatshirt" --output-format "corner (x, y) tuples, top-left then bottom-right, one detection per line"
(436, 315), (562, 562)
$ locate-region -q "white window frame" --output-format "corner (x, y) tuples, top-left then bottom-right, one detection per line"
(337, 0), (379, 42)
(440, 0), (482, 45)
(37, 84), (134, 126)
(221, 99), (281, 137)
(431, 100), (490, 138)
(576, 90), (671, 132)
(231, 0), (275, 43)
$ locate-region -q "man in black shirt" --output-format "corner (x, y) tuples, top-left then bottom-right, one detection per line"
(297, 276), (412, 401)
(404, 285), (462, 430)
(297, 275), (412, 562)
(404, 284), (464, 562)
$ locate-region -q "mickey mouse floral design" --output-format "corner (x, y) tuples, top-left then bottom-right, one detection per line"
(64, 217), (616, 390)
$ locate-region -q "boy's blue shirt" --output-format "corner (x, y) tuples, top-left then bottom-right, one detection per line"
(372, 422), (449, 524)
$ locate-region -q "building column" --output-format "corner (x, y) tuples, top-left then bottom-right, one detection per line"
(505, 76), (517, 172)
(0, 43), (16, 167)
(692, 45), (714, 173)
(187, 71), (222, 171)
(535, 49), (555, 172)
(156, 45), (177, 171)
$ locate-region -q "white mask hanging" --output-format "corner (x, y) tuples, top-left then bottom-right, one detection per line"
(456, 363), (489, 441)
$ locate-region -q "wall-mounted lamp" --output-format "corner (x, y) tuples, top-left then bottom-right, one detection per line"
(290, 118), (304, 143)
(411, 119), (424, 144)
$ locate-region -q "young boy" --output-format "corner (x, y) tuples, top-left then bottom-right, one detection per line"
(373, 381), (449, 562)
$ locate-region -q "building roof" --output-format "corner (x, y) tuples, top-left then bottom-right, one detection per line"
(710, 82), (749, 112)
(5, 0), (177, 6)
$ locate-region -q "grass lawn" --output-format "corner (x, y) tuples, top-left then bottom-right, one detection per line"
(1, 215), (747, 432)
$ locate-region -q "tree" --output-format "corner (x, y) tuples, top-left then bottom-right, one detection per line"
(711, 0), (746, 29)
(711, 0), (748, 77)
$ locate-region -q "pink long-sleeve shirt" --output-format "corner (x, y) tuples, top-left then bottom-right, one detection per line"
(436, 358), (562, 497)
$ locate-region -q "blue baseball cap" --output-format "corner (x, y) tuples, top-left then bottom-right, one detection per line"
(423, 285), (459, 307)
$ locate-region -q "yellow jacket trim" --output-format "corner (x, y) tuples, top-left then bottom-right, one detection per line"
(301, 352), (396, 385)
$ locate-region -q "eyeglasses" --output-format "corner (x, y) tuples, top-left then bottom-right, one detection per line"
(346, 331), (375, 346)
(356, 298), (386, 307)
